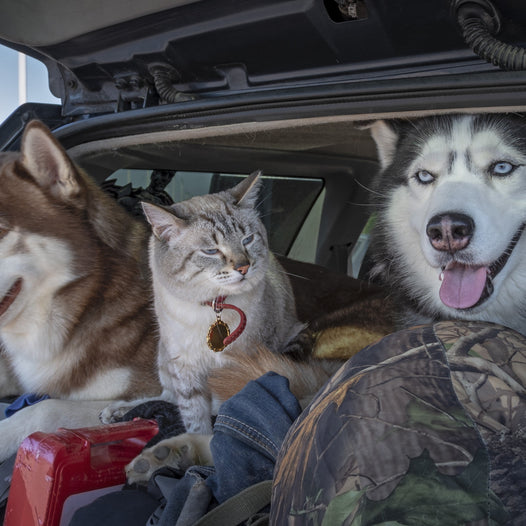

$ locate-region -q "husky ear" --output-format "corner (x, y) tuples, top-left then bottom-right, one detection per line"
(368, 120), (399, 169)
(21, 121), (81, 201)
(230, 170), (262, 208)
(141, 202), (186, 242)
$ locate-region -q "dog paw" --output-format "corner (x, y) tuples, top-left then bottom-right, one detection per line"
(99, 400), (137, 424)
(125, 433), (213, 484)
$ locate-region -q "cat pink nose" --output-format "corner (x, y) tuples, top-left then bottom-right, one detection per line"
(235, 264), (250, 275)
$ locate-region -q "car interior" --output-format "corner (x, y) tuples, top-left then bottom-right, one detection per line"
(0, 0), (526, 523)
(69, 117), (379, 277)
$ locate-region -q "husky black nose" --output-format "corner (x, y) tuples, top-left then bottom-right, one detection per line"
(426, 213), (474, 252)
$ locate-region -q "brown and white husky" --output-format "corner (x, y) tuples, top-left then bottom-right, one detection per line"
(0, 121), (160, 460)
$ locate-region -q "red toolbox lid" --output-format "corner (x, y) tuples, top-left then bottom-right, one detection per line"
(4, 418), (158, 526)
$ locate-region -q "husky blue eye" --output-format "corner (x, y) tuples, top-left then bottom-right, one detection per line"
(415, 170), (435, 184)
(202, 248), (219, 255)
(242, 234), (254, 246)
(491, 161), (515, 176)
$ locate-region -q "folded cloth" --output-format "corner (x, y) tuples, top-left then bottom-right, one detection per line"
(120, 400), (186, 448)
(4, 393), (49, 418)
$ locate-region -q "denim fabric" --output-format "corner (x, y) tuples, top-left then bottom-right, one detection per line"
(148, 371), (301, 523)
(153, 467), (214, 526)
(208, 371), (302, 504)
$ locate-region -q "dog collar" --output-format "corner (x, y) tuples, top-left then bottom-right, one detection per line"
(203, 296), (247, 352)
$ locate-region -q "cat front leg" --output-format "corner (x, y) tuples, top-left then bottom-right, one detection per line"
(175, 389), (214, 434)
(125, 433), (213, 484)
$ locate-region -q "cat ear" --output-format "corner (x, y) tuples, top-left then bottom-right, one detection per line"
(231, 170), (261, 208)
(141, 202), (186, 242)
(21, 120), (82, 201)
(368, 120), (399, 169)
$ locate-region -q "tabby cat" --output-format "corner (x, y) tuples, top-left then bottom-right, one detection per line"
(102, 171), (303, 434)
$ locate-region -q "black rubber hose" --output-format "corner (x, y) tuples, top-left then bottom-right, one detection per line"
(149, 64), (195, 103)
(460, 17), (526, 70)
(455, 0), (526, 71)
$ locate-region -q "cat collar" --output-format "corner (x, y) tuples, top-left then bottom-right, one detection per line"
(204, 296), (247, 352)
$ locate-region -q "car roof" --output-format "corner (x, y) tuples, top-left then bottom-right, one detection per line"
(2, 0), (526, 117)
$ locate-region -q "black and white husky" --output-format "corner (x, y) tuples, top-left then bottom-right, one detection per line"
(368, 113), (526, 335)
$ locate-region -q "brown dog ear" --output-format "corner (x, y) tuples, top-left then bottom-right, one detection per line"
(21, 120), (81, 201)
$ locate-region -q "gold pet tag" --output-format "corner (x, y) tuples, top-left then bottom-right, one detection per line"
(207, 319), (230, 352)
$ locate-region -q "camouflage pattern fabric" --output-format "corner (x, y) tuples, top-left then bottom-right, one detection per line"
(271, 321), (526, 525)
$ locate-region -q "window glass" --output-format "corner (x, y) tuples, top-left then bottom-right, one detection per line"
(107, 169), (324, 259)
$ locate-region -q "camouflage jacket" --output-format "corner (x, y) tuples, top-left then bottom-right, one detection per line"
(271, 321), (526, 526)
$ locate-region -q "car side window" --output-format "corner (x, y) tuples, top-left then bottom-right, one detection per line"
(107, 169), (324, 262)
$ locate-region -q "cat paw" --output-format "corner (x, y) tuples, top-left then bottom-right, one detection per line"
(126, 433), (213, 484)
(99, 400), (137, 423)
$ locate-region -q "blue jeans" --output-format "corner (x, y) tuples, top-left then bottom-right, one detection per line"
(71, 372), (301, 526)
(157, 372), (301, 525)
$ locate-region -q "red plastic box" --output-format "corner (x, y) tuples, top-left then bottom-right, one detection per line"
(4, 419), (158, 526)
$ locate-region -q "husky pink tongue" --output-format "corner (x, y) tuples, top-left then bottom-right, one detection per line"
(439, 263), (488, 309)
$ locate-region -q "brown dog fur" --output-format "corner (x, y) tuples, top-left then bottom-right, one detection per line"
(0, 121), (160, 460)
(0, 121), (160, 400)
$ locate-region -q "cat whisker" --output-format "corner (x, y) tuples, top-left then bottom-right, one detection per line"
(187, 274), (226, 290)
(274, 268), (310, 281)
(257, 210), (278, 220)
(346, 201), (376, 207)
(353, 178), (387, 198)
(256, 190), (274, 207)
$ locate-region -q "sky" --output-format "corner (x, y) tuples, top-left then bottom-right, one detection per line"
(0, 46), (60, 124)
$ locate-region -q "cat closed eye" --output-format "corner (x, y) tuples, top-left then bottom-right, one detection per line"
(242, 234), (254, 246)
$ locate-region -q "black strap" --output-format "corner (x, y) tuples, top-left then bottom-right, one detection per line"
(193, 480), (272, 526)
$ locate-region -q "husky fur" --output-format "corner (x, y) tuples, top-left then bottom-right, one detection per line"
(368, 113), (526, 336)
(0, 121), (160, 460)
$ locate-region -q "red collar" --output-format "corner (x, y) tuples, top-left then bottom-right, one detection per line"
(204, 296), (247, 349)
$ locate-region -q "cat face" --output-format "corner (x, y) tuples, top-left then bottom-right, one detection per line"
(143, 171), (270, 301)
